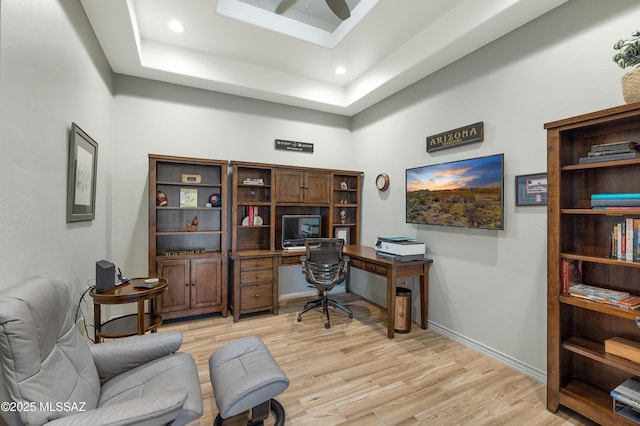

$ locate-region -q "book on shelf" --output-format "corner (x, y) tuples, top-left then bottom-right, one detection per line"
(579, 151), (640, 164)
(613, 399), (640, 423)
(590, 140), (638, 152)
(560, 259), (582, 295)
(612, 379), (640, 410)
(568, 283), (629, 303)
(589, 148), (638, 157)
(607, 219), (640, 260)
(635, 218), (640, 262)
(592, 198), (640, 207)
(592, 193), (640, 200)
(615, 295), (640, 310)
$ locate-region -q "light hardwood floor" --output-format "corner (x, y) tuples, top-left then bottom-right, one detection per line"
(161, 294), (596, 425)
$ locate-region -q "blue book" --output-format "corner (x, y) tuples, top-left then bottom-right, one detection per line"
(592, 199), (640, 207)
(592, 193), (640, 200)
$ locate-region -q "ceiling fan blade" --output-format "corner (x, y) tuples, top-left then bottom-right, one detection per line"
(325, 0), (350, 20)
(275, 0), (298, 15)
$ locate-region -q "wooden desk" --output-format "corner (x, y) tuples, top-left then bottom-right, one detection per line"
(343, 245), (433, 338)
(90, 277), (167, 342)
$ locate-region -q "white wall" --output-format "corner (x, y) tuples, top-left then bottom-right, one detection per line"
(0, 0), (113, 312)
(351, 0), (640, 379)
(110, 76), (353, 297)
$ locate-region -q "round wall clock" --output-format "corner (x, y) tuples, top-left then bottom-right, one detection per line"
(376, 173), (390, 191)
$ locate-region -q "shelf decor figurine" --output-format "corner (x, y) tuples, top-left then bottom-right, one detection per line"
(187, 216), (198, 232)
(156, 190), (168, 207)
(613, 30), (640, 103)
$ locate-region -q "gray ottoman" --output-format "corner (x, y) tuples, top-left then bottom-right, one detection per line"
(209, 336), (289, 426)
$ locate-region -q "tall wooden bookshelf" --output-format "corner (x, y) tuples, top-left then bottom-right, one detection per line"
(148, 154), (228, 320)
(546, 103), (640, 425)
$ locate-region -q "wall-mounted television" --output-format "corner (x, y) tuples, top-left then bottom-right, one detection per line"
(282, 214), (322, 247)
(406, 153), (504, 230)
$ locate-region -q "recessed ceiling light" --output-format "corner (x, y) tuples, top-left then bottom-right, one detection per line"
(335, 66), (346, 75)
(168, 20), (185, 33)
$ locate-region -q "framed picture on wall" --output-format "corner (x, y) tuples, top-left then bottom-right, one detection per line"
(66, 123), (98, 222)
(334, 227), (350, 245)
(515, 173), (547, 206)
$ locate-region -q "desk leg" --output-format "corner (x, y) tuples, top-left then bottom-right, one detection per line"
(93, 303), (101, 343)
(420, 270), (428, 329)
(137, 299), (145, 335)
(345, 265), (351, 293)
(387, 269), (396, 339)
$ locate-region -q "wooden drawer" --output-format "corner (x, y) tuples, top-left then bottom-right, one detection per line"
(350, 258), (364, 270)
(363, 261), (387, 276)
(240, 284), (273, 310)
(240, 268), (273, 284)
(240, 258), (274, 271)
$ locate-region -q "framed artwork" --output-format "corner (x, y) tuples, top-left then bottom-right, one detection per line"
(66, 123), (98, 222)
(515, 173), (547, 206)
(334, 227), (350, 245)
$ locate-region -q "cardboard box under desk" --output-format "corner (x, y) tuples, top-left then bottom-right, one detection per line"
(605, 337), (640, 363)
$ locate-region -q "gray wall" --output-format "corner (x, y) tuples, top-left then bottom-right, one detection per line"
(0, 0), (113, 307)
(351, 0), (640, 379)
(3, 0), (640, 382)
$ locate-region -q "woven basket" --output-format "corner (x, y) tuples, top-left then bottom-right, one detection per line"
(622, 67), (640, 103)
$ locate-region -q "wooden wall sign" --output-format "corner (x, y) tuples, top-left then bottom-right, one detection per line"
(426, 122), (484, 152)
(275, 139), (314, 153)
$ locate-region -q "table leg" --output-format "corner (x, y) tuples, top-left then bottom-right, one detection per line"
(149, 296), (157, 333)
(137, 299), (145, 335)
(420, 270), (428, 329)
(387, 269), (396, 339)
(93, 302), (101, 343)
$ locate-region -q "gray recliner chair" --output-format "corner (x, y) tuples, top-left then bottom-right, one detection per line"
(0, 276), (203, 426)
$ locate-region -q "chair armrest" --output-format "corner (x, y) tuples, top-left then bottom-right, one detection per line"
(90, 331), (183, 384)
(45, 390), (188, 426)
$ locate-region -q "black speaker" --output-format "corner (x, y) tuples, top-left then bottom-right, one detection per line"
(96, 260), (115, 293)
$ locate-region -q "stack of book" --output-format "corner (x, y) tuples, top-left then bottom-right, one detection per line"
(612, 378), (640, 423)
(568, 283), (629, 304)
(568, 283), (640, 309)
(579, 141), (640, 164)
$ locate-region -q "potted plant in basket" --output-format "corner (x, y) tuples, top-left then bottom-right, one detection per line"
(613, 30), (640, 103)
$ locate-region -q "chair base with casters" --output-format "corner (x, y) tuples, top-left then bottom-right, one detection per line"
(209, 336), (289, 426)
(297, 291), (353, 329)
(297, 238), (352, 329)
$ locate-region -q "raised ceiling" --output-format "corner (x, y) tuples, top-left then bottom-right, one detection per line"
(80, 0), (568, 116)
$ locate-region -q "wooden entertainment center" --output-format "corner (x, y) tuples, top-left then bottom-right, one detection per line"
(148, 155), (363, 322)
(229, 161), (363, 322)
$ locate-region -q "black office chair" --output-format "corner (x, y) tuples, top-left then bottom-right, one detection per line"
(297, 238), (353, 329)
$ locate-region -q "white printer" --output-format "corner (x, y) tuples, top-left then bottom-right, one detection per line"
(375, 236), (425, 261)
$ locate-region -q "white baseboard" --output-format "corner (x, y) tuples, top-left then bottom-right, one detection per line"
(427, 321), (546, 384)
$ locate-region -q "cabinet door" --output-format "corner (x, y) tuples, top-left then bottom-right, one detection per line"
(275, 169), (304, 203)
(190, 257), (221, 309)
(304, 172), (331, 204)
(156, 259), (190, 313)
(275, 169), (331, 204)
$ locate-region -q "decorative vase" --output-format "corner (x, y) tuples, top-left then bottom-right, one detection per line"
(621, 67), (640, 103)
